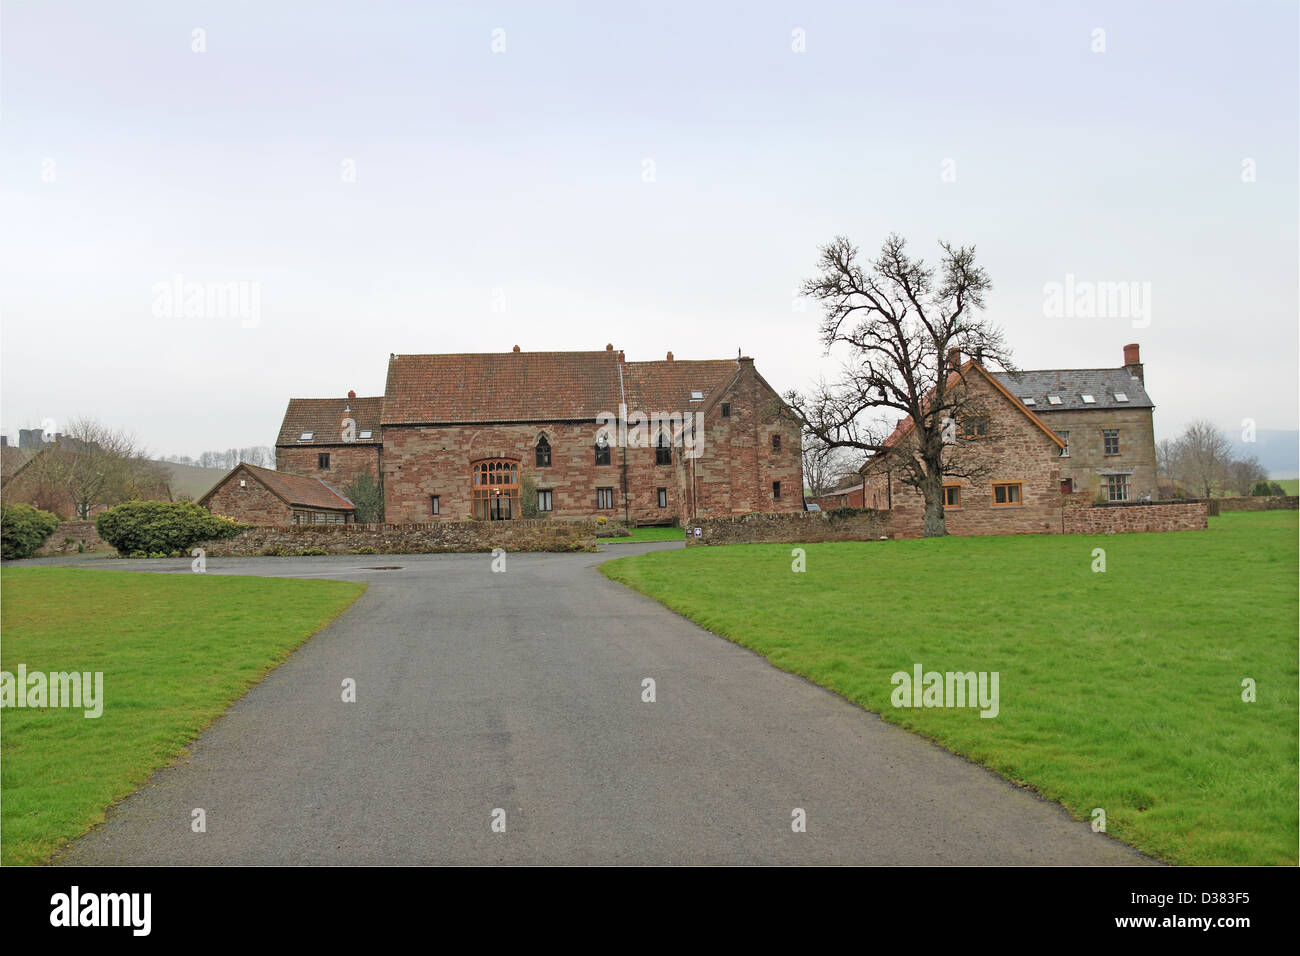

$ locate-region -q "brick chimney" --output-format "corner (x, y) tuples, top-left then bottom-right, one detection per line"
(946, 347), (961, 369)
(666, 351), (674, 361)
(1123, 343), (1143, 382)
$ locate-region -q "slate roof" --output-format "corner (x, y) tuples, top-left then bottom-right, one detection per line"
(277, 397), (384, 446)
(990, 368), (1153, 412)
(200, 463), (355, 511)
(382, 351), (745, 424)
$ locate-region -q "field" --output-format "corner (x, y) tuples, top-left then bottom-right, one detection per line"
(601, 511), (1298, 865)
(0, 567), (365, 865)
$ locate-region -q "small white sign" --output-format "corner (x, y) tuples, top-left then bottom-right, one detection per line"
(693, 527), (702, 538)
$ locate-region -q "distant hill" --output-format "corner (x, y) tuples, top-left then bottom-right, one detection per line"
(156, 460), (230, 500)
(1228, 429), (1299, 480)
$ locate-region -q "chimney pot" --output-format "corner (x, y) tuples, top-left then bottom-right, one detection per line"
(605, 343), (614, 351)
(348, 389), (356, 399)
(666, 351), (674, 361)
(512, 344), (520, 352)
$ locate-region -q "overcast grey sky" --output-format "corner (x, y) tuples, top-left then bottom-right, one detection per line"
(2, 0), (1296, 459)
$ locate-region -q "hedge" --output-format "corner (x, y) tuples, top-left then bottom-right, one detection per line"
(0, 503), (60, 560)
(95, 501), (249, 556)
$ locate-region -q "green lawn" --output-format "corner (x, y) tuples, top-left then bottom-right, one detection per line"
(614, 526), (688, 543)
(601, 511), (1299, 865)
(0, 567), (365, 865)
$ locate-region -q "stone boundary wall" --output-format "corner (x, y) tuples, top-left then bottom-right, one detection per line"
(685, 510), (893, 546)
(196, 519), (597, 556)
(1215, 495), (1298, 512)
(1063, 501), (1207, 535)
(35, 520), (110, 556)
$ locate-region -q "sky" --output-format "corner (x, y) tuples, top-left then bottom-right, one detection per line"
(2, 0), (1297, 461)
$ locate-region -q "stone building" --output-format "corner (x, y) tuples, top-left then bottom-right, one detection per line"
(380, 346), (803, 525)
(200, 462), (356, 525)
(275, 392), (383, 494)
(992, 344), (1157, 502)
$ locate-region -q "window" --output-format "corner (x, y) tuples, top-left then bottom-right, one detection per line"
(299, 432), (314, 441)
(595, 437), (611, 466)
(318, 453), (330, 469)
(1080, 394), (1096, 404)
(943, 485), (961, 509)
(359, 430), (373, 440)
(1047, 396), (1062, 405)
(1057, 431), (1070, 457)
(690, 390), (704, 401)
(655, 432), (672, 465)
(657, 488), (667, 508)
(472, 459), (519, 520)
(597, 487), (615, 510)
(771, 434), (781, 452)
(961, 417), (989, 439)
(1103, 429), (1119, 455)
(1106, 474), (1131, 502)
(538, 489), (553, 512)
(1113, 392), (1129, 403)
(721, 402), (731, 418)
(992, 482), (1022, 506)
(430, 495), (440, 515)
(535, 436), (551, 467)
(1021, 397), (1036, 406)
(772, 481), (782, 499)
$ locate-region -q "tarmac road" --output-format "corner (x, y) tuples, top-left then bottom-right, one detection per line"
(46, 544), (1151, 865)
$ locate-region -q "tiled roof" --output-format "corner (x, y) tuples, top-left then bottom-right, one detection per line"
(990, 369), (1153, 412)
(622, 359), (740, 412)
(381, 351), (744, 424)
(277, 397), (383, 446)
(201, 463), (355, 511)
(383, 351), (624, 424)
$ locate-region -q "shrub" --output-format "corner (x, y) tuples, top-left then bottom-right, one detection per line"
(1251, 481), (1273, 497)
(95, 501), (248, 556)
(1, 503), (60, 560)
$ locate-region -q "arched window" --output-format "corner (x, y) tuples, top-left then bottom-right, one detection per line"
(535, 435), (551, 467)
(472, 459), (520, 520)
(655, 431), (672, 466)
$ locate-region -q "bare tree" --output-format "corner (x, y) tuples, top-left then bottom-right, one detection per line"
(1168, 420), (1233, 498)
(801, 432), (851, 498)
(787, 234), (1009, 536)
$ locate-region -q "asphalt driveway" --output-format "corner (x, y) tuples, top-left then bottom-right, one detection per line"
(45, 544), (1150, 865)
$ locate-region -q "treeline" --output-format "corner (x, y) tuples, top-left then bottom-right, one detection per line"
(1159, 421), (1276, 498)
(161, 447), (275, 470)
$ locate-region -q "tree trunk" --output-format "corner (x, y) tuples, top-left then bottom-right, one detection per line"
(920, 470), (947, 537)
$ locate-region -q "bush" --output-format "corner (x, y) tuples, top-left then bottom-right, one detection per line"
(1251, 481), (1273, 497)
(95, 501), (248, 555)
(1, 503), (60, 559)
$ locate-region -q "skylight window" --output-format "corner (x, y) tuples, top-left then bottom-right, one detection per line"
(1047, 395), (1062, 405)
(1080, 394), (1096, 404)
(359, 430), (373, 439)
(690, 390), (704, 401)
(299, 432), (314, 441)
(1021, 397), (1036, 406)
(1113, 393), (1129, 403)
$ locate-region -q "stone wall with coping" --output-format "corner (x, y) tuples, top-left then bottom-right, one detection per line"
(684, 509), (892, 546)
(195, 519), (597, 556)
